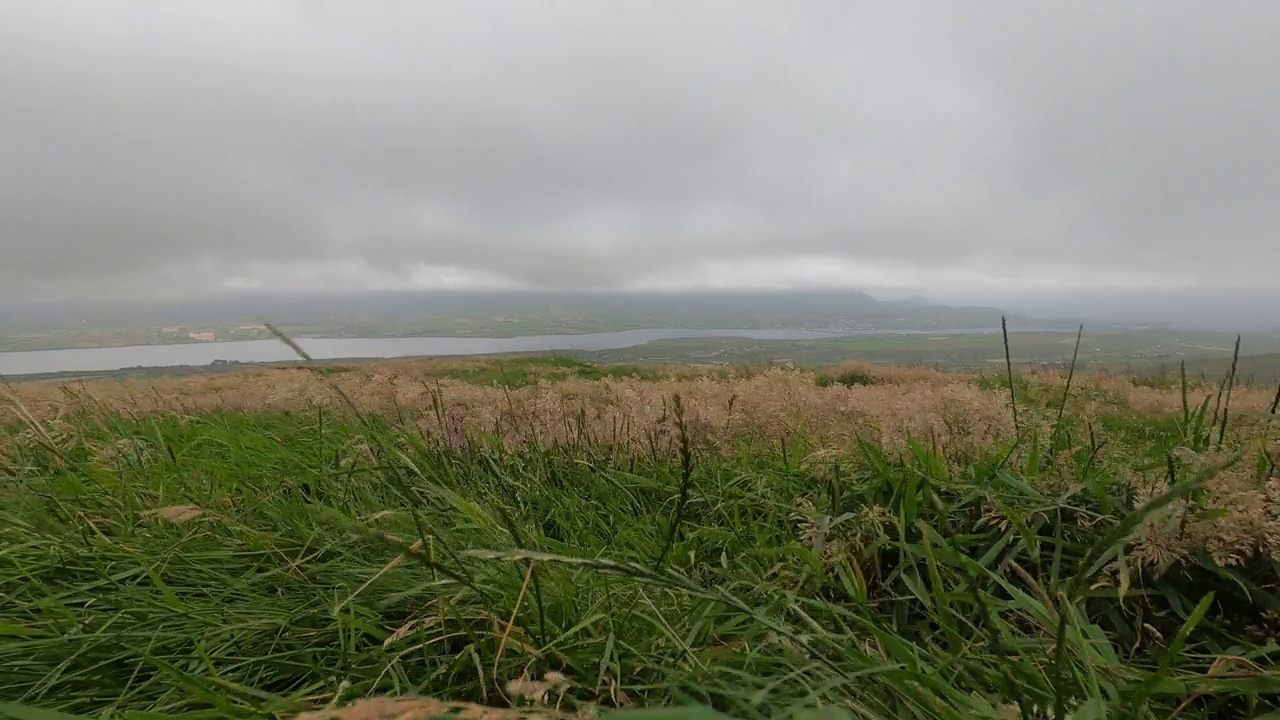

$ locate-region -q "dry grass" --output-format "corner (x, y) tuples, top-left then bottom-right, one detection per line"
(293, 695), (583, 720)
(145, 504), (205, 523)
(1080, 372), (1278, 415)
(1128, 446), (1280, 569)
(3, 360), (1016, 452)
(7, 357), (1276, 452)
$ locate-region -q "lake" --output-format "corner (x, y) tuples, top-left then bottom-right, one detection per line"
(0, 327), (1011, 377)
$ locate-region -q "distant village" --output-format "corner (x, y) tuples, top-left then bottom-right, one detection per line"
(155, 324), (267, 343)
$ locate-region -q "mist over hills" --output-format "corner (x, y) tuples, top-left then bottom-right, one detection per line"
(0, 290), (1022, 332)
(5, 287), (1273, 340)
(956, 287), (1280, 332)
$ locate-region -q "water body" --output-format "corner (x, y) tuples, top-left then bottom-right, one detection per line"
(0, 327), (1020, 377)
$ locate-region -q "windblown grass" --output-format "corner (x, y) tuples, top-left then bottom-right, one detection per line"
(1, 353), (1279, 719)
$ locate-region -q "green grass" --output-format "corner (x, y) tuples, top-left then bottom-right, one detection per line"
(430, 356), (668, 387)
(813, 369), (879, 388)
(2, 368), (1280, 719)
(586, 330), (1280, 372)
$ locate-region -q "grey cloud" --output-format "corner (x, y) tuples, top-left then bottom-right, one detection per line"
(1, 1), (1278, 302)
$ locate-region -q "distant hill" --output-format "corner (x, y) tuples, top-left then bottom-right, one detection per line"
(0, 289), (1022, 333)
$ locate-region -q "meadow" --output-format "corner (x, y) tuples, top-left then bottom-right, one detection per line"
(2, 344), (1279, 719)
(582, 329), (1280, 373)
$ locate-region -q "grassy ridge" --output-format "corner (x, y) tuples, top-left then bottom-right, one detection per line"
(582, 329), (1280, 372)
(2, 360), (1280, 719)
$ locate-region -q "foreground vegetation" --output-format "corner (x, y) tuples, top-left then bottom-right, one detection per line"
(2, 350), (1279, 719)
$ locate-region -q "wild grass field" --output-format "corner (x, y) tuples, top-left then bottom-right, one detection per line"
(582, 329), (1280, 372)
(2, 343), (1280, 719)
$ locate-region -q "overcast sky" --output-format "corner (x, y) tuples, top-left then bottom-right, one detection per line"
(2, 1), (1279, 313)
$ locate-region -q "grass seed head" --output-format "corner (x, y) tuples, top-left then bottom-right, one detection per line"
(146, 504), (204, 522)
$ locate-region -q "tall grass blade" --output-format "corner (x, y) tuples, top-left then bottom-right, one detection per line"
(1001, 315), (1020, 435)
(1215, 334), (1241, 448)
(1053, 323), (1084, 432)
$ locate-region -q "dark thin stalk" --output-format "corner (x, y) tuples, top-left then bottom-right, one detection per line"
(1216, 334), (1241, 449)
(1001, 316), (1020, 435)
(262, 320), (312, 362)
(1209, 376), (1226, 438)
(1053, 324), (1085, 431)
(1180, 361), (1190, 429)
(654, 394), (695, 572)
(1050, 592), (1072, 720)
